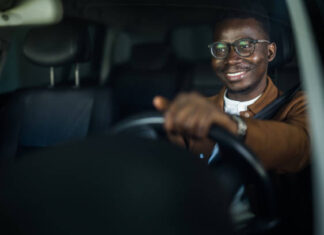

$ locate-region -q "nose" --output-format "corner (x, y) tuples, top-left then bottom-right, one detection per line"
(225, 45), (241, 65)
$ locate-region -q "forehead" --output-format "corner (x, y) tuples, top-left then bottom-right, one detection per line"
(213, 18), (267, 42)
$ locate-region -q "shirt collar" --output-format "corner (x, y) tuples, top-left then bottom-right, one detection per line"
(224, 90), (262, 115)
(210, 77), (280, 115)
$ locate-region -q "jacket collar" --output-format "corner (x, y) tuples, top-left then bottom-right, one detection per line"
(211, 77), (280, 115)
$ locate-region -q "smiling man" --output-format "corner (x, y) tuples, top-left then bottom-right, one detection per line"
(153, 14), (309, 173)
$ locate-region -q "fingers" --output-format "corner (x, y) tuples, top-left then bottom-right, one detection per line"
(153, 96), (170, 112)
(167, 133), (187, 148)
(155, 93), (235, 141)
(164, 93), (218, 139)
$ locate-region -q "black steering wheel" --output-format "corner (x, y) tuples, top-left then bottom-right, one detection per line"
(110, 112), (279, 234)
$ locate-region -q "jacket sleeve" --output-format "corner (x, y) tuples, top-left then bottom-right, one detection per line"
(244, 93), (310, 173)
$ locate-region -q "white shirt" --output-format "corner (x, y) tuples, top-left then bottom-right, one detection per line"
(224, 90), (262, 116)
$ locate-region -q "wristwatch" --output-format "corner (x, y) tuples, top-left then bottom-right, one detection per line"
(231, 115), (247, 140)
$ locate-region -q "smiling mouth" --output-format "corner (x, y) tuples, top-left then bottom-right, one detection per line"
(225, 71), (248, 81)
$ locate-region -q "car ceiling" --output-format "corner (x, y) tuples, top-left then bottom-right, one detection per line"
(62, 0), (290, 30)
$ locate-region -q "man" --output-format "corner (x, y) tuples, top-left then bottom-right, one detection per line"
(153, 14), (309, 173)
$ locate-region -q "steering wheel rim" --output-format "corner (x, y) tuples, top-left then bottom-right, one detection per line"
(110, 112), (278, 232)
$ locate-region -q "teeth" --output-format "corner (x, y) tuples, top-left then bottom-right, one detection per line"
(227, 71), (245, 77)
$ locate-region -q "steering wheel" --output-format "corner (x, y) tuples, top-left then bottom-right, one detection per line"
(110, 112), (279, 234)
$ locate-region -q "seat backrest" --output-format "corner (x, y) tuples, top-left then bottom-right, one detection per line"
(110, 37), (179, 119)
(171, 25), (223, 96)
(0, 21), (117, 164)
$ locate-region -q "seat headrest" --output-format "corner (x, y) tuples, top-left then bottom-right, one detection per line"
(23, 21), (91, 67)
(129, 43), (171, 70)
(171, 25), (212, 62)
(269, 23), (294, 69)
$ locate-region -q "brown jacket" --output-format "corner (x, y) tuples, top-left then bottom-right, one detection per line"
(190, 77), (310, 173)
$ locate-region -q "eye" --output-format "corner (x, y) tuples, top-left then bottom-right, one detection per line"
(214, 43), (227, 52)
(238, 40), (252, 49)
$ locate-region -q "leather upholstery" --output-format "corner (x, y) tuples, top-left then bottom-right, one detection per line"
(23, 21), (91, 67)
(110, 42), (178, 119)
(0, 21), (116, 165)
(269, 22), (294, 69)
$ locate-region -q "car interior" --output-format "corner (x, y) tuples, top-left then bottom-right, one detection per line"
(0, 0), (322, 234)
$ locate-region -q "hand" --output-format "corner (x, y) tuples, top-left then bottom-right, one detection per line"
(153, 93), (237, 139)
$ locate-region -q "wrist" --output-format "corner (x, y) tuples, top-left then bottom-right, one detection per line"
(230, 115), (247, 140)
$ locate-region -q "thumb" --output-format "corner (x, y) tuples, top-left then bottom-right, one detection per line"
(153, 96), (170, 112)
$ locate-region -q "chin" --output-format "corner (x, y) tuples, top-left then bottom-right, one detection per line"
(227, 84), (253, 94)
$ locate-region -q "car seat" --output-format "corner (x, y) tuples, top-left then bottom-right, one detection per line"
(109, 32), (179, 120)
(0, 21), (117, 166)
(171, 25), (224, 96)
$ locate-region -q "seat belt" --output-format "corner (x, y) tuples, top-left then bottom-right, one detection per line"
(253, 83), (301, 120)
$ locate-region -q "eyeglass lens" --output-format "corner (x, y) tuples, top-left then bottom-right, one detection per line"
(211, 39), (254, 58)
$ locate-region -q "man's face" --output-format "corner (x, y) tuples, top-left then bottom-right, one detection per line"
(211, 18), (276, 100)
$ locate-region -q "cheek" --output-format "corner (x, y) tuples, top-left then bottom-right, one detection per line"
(250, 47), (269, 65)
(249, 53), (268, 72)
(250, 54), (264, 64)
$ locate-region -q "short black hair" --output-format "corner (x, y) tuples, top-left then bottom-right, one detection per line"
(214, 11), (270, 40)
(213, 1), (271, 40)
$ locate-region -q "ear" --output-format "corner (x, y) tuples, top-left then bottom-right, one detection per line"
(267, 42), (277, 62)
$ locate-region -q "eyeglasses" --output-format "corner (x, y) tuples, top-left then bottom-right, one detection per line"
(208, 38), (270, 59)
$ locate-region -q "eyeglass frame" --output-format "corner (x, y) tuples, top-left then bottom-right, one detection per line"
(208, 38), (271, 59)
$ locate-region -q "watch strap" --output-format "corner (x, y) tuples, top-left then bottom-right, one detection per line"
(231, 115), (247, 140)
